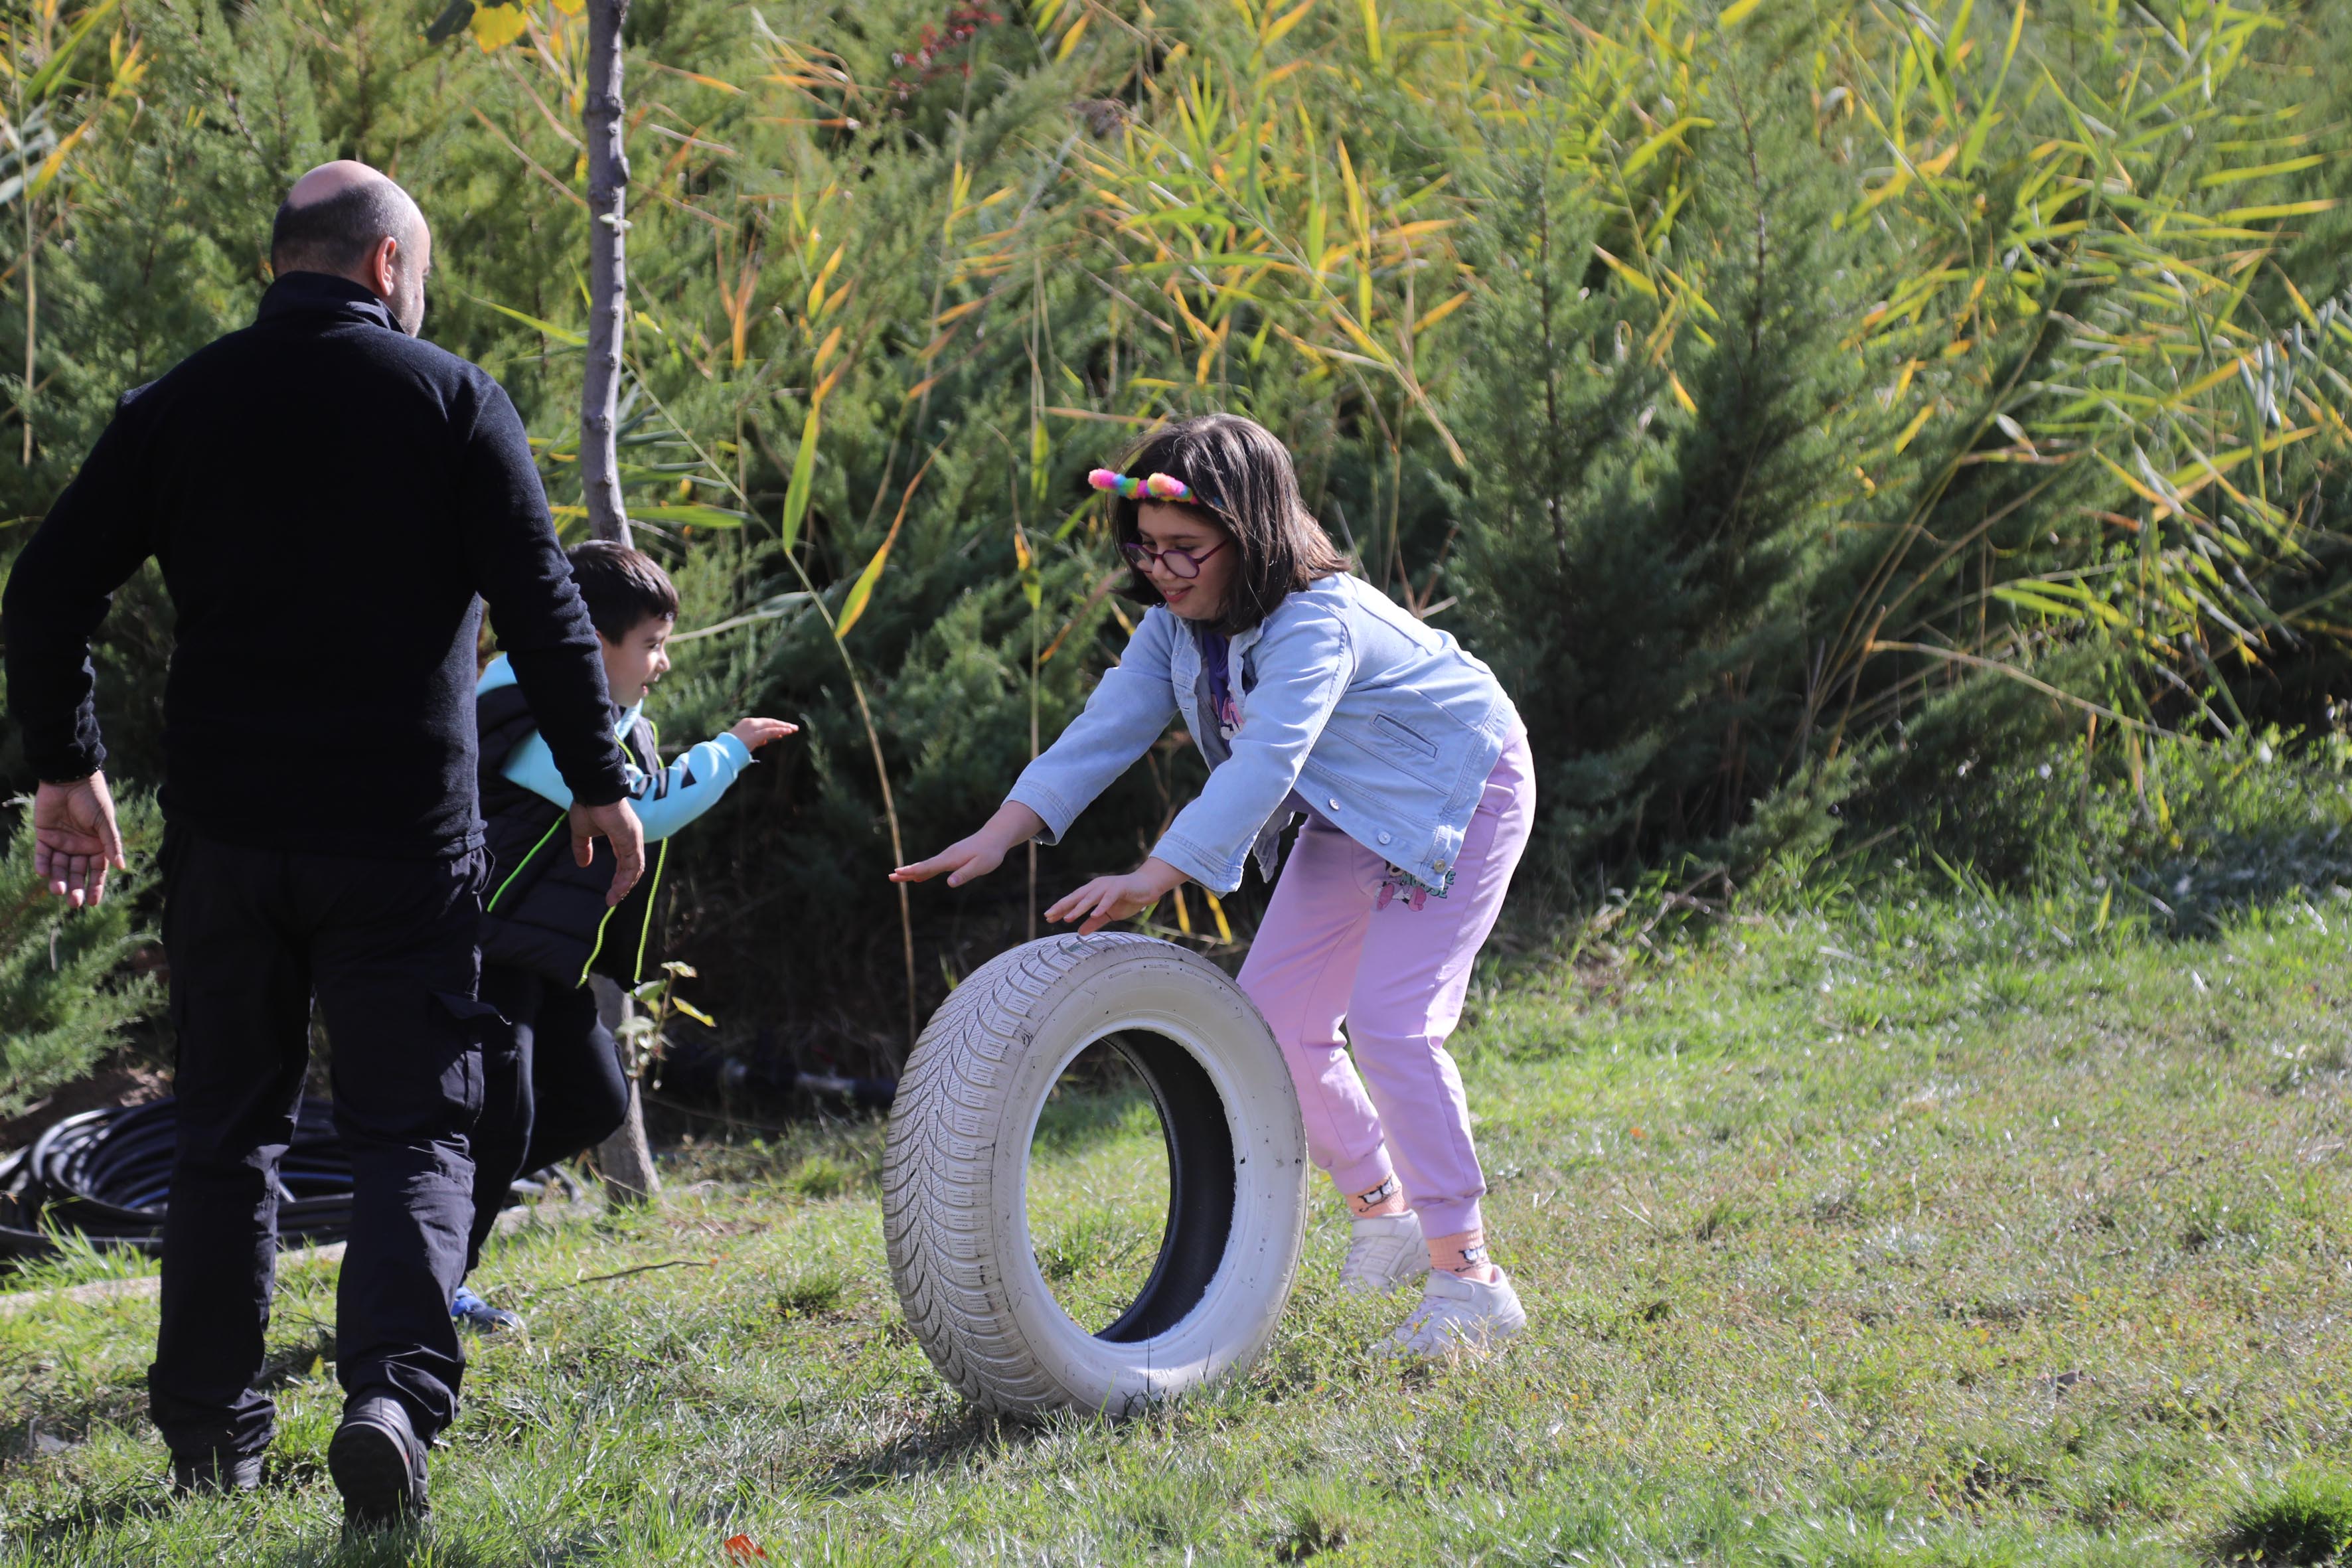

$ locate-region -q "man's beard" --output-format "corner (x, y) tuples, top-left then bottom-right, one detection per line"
(388, 266), (426, 337)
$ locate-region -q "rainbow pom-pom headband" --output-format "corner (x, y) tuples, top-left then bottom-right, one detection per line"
(1088, 468), (1213, 507)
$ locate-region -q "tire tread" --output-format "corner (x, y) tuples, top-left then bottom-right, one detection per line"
(884, 935), (1188, 1411)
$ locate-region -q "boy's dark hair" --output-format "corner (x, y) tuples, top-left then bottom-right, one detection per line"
(568, 540), (680, 641)
(1107, 413), (1348, 633)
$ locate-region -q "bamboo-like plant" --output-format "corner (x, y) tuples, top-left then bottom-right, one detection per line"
(1803, 0), (2349, 743)
(13, 0), (2347, 1068)
(1, 0), (139, 467)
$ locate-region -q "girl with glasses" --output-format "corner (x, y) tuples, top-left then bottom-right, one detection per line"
(893, 412), (1535, 1359)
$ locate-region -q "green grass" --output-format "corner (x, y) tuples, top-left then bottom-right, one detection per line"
(2, 889), (2348, 1565)
(1028, 1046), (1174, 1335)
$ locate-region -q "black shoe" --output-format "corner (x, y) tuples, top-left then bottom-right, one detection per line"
(328, 1395), (428, 1528)
(170, 1449), (264, 1496)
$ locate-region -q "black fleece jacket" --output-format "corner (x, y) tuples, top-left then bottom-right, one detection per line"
(1, 272), (630, 858)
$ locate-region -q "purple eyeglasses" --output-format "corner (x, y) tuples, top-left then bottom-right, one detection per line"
(1120, 538), (1229, 580)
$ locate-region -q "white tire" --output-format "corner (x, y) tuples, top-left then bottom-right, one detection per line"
(883, 933), (1308, 1417)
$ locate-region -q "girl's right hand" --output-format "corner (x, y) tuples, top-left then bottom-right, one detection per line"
(890, 834), (1006, 888)
(892, 801), (1048, 888)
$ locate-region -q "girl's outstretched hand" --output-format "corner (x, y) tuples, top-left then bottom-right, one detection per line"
(892, 833), (1008, 888)
(892, 801), (1048, 888)
(1046, 858), (1188, 935)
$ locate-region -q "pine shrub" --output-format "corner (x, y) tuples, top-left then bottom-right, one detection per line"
(0, 792), (162, 1119)
(2, 0), (2346, 1066)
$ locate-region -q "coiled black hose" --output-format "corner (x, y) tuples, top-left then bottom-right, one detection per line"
(5, 1097), (366, 1261)
(2, 1096), (582, 1263)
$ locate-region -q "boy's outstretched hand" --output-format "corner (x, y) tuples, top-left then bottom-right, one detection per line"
(730, 717), (797, 750)
(1046, 859), (1188, 936)
(892, 801), (1047, 888)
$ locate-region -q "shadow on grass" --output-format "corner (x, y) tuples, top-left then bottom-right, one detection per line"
(249, 1524), (553, 1568)
(1, 1476), (179, 1553)
(2128, 830), (2352, 937)
(801, 1404), (1040, 1495)
(18, 1497), (603, 1568)
(256, 1323), (337, 1392)
(8, 1329), (339, 1491)
(2215, 1468), (2352, 1566)
(2, 1387), (149, 1458)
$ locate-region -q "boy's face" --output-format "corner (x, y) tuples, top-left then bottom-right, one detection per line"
(601, 614), (674, 708)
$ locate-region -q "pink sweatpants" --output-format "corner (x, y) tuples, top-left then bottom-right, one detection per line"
(1237, 732), (1534, 1238)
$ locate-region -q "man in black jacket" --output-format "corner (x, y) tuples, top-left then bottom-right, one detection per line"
(1, 161), (644, 1526)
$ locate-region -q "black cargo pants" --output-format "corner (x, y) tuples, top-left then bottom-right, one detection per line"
(147, 831), (497, 1460)
(465, 962), (629, 1272)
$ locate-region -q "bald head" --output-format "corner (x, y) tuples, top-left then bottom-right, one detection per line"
(271, 161), (431, 335)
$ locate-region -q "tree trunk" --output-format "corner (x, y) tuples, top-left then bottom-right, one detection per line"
(582, 0), (631, 548)
(582, 0), (657, 1202)
(21, 189), (34, 468)
(589, 975), (661, 1204)
(17, 69), (34, 469)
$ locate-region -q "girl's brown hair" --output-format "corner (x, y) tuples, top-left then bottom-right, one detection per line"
(1107, 414), (1349, 633)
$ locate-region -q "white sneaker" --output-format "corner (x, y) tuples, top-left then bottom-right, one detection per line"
(1387, 1268), (1528, 1358)
(1339, 1211), (1427, 1295)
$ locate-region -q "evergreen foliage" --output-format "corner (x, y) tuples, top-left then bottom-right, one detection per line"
(1453, 68), (1909, 877)
(2, 0), (2347, 1067)
(0, 791), (159, 1118)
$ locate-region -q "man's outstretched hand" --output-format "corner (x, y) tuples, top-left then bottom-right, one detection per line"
(34, 771), (127, 909)
(570, 797), (647, 907)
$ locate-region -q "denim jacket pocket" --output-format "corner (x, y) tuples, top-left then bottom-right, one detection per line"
(1370, 712), (1440, 763)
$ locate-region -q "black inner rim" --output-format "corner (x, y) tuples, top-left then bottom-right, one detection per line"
(1063, 1030), (1233, 1344)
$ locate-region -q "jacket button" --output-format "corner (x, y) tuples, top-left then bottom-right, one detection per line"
(1377, 831), (1392, 845)
(1434, 858), (1449, 872)
(1327, 797), (1340, 811)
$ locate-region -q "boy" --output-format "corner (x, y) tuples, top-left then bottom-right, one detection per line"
(459, 540), (793, 1330)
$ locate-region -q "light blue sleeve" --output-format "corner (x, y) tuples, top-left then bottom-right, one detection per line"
(499, 730), (755, 842)
(498, 730), (577, 811)
(629, 734), (755, 840)
(1006, 609), (1180, 844)
(1151, 601), (1354, 894)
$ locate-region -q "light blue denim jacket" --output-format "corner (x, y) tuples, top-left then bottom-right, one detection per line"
(1008, 574), (1521, 896)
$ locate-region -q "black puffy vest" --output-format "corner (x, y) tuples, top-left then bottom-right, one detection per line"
(477, 680), (671, 986)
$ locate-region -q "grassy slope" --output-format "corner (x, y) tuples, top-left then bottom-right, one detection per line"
(1, 892), (2347, 1566)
